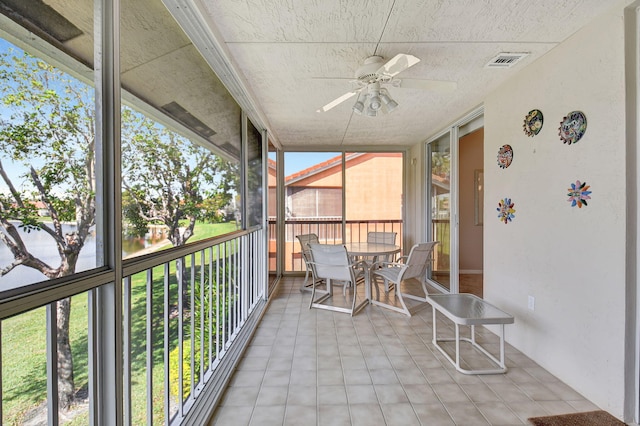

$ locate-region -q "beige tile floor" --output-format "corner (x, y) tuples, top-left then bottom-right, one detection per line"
(210, 277), (599, 426)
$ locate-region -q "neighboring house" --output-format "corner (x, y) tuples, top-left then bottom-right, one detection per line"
(268, 152), (403, 270)
(9, 201), (50, 217)
(276, 152), (403, 220)
(32, 201), (49, 217)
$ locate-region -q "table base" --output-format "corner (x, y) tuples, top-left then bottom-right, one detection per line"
(432, 311), (508, 375)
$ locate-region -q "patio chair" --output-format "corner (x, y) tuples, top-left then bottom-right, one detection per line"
(366, 231), (398, 264)
(296, 233), (320, 292)
(351, 231), (399, 266)
(307, 243), (368, 316)
(367, 231), (397, 245)
(370, 241), (438, 316)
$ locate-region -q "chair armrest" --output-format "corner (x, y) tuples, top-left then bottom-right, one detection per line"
(348, 259), (368, 269)
(369, 260), (404, 271)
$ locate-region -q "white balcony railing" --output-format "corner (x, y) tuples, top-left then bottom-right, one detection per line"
(0, 228), (266, 425)
(123, 228), (266, 425)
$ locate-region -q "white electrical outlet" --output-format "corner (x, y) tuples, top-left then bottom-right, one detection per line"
(528, 295), (535, 311)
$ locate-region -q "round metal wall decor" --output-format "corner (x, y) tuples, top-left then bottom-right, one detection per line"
(558, 111), (587, 145)
(523, 109), (543, 137)
(497, 144), (513, 169)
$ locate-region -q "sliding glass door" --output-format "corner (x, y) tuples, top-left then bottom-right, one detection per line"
(427, 132), (453, 291)
(426, 108), (484, 295)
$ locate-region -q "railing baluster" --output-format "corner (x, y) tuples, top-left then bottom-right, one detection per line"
(208, 247), (213, 368)
(240, 237), (245, 322)
(216, 244), (221, 361)
(221, 242), (226, 351)
(200, 249), (205, 389)
(124, 277), (132, 425)
(189, 253), (195, 400)
(232, 239), (238, 335)
(46, 302), (59, 426)
(146, 269), (153, 426)
(163, 262), (170, 423)
(178, 258), (184, 419)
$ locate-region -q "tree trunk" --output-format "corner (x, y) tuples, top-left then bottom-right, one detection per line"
(57, 297), (75, 409)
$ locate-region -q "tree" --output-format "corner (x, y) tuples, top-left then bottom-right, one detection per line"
(0, 49), (95, 409)
(121, 108), (237, 310)
(120, 107), (236, 248)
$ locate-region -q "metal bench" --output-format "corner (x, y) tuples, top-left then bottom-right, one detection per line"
(427, 293), (514, 374)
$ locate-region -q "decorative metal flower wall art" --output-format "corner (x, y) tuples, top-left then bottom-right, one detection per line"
(523, 109), (543, 137)
(497, 145), (513, 169)
(559, 111), (587, 144)
(567, 180), (591, 208)
(497, 198), (515, 224)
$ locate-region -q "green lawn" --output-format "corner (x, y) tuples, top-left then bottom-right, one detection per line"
(2, 222), (237, 425)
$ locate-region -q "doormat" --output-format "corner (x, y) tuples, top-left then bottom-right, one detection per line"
(528, 410), (625, 426)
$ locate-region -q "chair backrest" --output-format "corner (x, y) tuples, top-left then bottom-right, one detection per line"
(308, 243), (353, 282)
(296, 233), (319, 259)
(367, 232), (397, 245)
(399, 242), (438, 281)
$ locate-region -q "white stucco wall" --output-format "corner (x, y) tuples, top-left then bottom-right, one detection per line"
(484, 3), (628, 416)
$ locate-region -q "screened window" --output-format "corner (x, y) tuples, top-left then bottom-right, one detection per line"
(119, 0), (243, 259)
(0, 2), (100, 292)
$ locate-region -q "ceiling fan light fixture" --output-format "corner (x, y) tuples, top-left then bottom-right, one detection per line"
(318, 53), (455, 116)
(385, 98), (399, 112)
(369, 95), (382, 111)
(380, 89), (398, 113)
(352, 99), (365, 114)
(365, 107), (378, 117)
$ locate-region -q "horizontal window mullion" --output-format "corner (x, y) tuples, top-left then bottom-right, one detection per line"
(0, 269), (115, 320)
(122, 229), (256, 278)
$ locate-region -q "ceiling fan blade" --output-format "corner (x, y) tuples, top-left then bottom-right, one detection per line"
(395, 78), (457, 92)
(376, 53), (420, 78)
(317, 91), (358, 112)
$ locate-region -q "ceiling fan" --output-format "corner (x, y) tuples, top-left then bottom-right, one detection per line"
(316, 53), (456, 117)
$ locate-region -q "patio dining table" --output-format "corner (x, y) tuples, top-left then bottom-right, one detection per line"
(343, 242), (400, 301)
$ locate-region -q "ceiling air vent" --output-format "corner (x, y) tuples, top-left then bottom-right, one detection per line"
(485, 53), (529, 68)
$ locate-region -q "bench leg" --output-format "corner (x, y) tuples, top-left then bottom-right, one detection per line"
(499, 324), (505, 369)
(430, 310), (508, 375)
(455, 323), (460, 370)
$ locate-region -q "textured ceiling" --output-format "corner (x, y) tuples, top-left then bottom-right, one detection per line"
(196, 0), (617, 148)
(2, 0), (619, 151)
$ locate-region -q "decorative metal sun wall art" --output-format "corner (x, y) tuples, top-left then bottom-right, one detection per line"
(567, 180), (591, 208)
(559, 111), (587, 144)
(497, 198), (515, 224)
(497, 145), (513, 169)
(523, 109), (543, 137)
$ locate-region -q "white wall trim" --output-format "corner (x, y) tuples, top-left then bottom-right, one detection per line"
(625, 2), (640, 423)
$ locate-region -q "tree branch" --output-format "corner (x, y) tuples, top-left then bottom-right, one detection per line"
(0, 225), (56, 278)
(29, 166), (64, 246)
(0, 159), (27, 209)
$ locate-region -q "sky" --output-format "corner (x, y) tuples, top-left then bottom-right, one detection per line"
(269, 151), (340, 177)
(0, 38), (87, 195)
